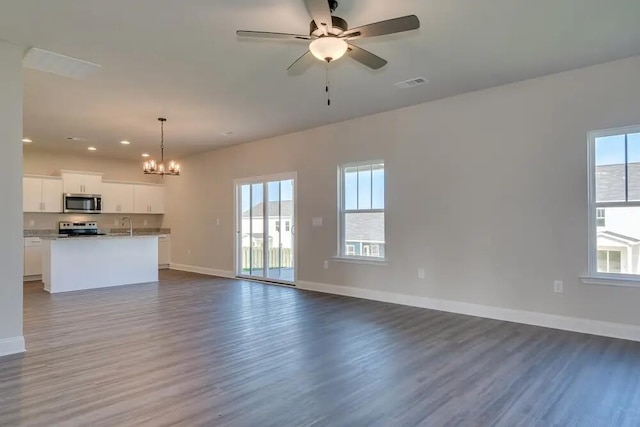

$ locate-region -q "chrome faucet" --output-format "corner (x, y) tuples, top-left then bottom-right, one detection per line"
(122, 216), (133, 237)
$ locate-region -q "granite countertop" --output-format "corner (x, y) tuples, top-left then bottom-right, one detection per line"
(40, 234), (162, 241)
(24, 228), (171, 238)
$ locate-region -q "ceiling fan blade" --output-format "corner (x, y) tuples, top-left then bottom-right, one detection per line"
(347, 44), (388, 70)
(304, 0), (333, 35)
(342, 15), (420, 40)
(287, 51), (315, 75)
(236, 30), (311, 41)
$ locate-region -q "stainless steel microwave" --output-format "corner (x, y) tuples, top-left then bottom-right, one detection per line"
(63, 194), (102, 214)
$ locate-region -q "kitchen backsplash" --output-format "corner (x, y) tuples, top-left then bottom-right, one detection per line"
(24, 213), (164, 231)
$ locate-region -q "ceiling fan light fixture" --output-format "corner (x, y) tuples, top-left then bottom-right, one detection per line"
(309, 36), (348, 62)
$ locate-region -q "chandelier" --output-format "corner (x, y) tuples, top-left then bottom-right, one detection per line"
(143, 118), (180, 176)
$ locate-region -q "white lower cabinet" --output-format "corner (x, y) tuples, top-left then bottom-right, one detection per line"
(24, 237), (43, 278)
(158, 235), (171, 268)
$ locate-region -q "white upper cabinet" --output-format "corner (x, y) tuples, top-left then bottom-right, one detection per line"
(61, 171), (103, 195)
(134, 184), (165, 214)
(23, 177), (42, 212)
(102, 182), (135, 214)
(23, 177), (63, 213)
(42, 179), (63, 213)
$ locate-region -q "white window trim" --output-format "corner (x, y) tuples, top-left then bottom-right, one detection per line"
(584, 125), (640, 287)
(337, 160), (387, 264)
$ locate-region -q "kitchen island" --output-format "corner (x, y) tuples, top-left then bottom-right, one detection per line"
(42, 235), (159, 293)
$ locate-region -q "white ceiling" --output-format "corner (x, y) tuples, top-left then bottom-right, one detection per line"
(2, 0), (640, 160)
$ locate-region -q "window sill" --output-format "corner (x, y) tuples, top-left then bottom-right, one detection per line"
(332, 256), (388, 266)
(580, 275), (640, 288)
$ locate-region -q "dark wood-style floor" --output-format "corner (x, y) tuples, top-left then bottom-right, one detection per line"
(1, 270), (640, 426)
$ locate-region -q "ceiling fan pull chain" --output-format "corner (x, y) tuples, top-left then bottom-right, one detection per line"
(326, 61), (331, 106)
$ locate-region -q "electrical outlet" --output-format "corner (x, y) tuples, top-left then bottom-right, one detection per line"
(324, 260), (329, 270)
(554, 280), (564, 294)
(187, 249), (191, 255)
(418, 268), (426, 280)
(114, 219), (119, 226)
(144, 219), (148, 226)
(216, 218), (221, 226)
(29, 219), (35, 227)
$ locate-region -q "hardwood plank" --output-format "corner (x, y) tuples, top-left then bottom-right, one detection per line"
(0, 270), (639, 426)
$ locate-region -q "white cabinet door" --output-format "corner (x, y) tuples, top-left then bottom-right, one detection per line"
(83, 174), (103, 195)
(41, 179), (63, 213)
(134, 185), (164, 214)
(62, 173), (84, 194)
(62, 172), (103, 194)
(133, 185), (151, 214)
(23, 177), (42, 212)
(24, 238), (42, 276)
(148, 186), (165, 214)
(103, 183), (135, 213)
(158, 235), (171, 267)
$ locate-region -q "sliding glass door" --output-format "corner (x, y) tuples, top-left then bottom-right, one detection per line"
(236, 174), (296, 284)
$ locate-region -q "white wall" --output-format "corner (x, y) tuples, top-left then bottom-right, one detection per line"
(165, 56), (640, 327)
(0, 41), (25, 356)
(23, 147), (163, 183)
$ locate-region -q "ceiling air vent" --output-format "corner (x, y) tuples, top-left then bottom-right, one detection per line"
(395, 77), (429, 89)
(23, 48), (101, 79)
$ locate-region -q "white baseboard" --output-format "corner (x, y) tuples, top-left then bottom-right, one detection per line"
(297, 280), (640, 343)
(0, 336), (25, 357)
(170, 263), (235, 279)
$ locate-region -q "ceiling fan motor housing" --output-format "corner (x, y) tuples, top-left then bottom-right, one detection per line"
(310, 16), (348, 37)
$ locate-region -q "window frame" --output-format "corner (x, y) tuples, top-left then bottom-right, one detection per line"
(585, 125), (640, 285)
(337, 160), (387, 263)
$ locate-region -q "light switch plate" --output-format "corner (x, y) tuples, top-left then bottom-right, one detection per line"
(312, 217), (323, 227)
(554, 280), (564, 293)
(29, 220), (35, 227)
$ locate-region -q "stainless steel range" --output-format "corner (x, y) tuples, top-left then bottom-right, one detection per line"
(59, 222), (106, 237)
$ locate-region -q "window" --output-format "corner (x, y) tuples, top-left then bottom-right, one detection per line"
(275, 221), (280, 232)
(285, 221), (290, 232)
(589, 127), (640, 277)
(596, 208), (606, 227)
(339, 161), (385, 259)
(371, 245), (380, 257)
(598, 250), (622, 273)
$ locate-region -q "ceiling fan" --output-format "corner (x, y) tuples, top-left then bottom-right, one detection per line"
(236, 0), (420, 73)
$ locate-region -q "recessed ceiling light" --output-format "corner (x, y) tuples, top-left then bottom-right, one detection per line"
(22, 138), (32, 143)
(142, 153), (150, 158)
(120, 140), (131, 145)
(88, 147), (97, 151)
(222, 132), (233, 136)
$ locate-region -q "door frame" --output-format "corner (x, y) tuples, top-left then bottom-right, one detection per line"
(233, 172), (298, 285)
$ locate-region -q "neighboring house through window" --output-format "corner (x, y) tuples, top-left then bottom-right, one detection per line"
(596, 208), (606, 227)
(338, 161), (385, 259)
(589, 126), (640, 276)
